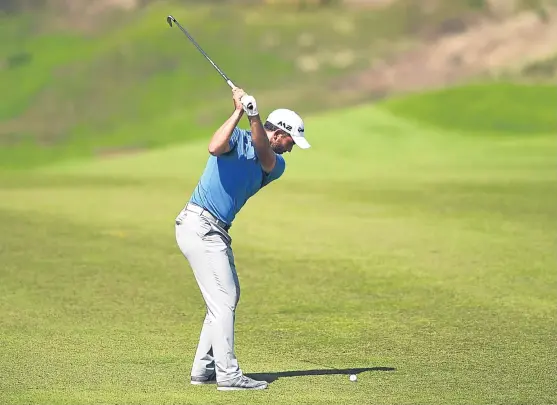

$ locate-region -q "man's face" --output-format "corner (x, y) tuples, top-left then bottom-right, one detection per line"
(270, 132), (295, 154)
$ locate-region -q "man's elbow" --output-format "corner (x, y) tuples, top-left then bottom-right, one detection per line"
(208, 139), (222, 155)
(208, 145), (220, 156)
(208, 143), (229, 156)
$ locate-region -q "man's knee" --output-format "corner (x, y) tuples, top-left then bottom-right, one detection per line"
(212, 306), (236, 323)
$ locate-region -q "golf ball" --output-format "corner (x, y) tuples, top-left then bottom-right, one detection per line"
(349, 374), (357, 382)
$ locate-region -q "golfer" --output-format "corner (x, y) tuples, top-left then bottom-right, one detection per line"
(175, 87), (310, 391)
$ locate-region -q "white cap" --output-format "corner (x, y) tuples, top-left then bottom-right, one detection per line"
(265, 108), (310, 149)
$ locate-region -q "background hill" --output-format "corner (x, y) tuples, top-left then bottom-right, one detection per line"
(1, 0), (556, 168)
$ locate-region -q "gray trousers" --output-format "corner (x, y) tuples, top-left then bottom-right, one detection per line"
(175, 206), (242, 382)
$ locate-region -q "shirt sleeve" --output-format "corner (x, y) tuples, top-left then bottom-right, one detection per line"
(261, 154), (286, 188)
(228, 127), (242, 151)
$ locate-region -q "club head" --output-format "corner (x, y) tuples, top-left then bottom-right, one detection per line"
(167, 15), (175, 27)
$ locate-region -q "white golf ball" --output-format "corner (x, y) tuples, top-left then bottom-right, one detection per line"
(349, 374), (357, 382)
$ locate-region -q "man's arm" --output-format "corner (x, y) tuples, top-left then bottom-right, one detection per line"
(238, 92), (276, 173)
(208, 109), (243, 156)
(247, 114), (276, 173)
(208, 89), (245, 156)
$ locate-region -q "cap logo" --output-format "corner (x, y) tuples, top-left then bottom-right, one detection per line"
(277, 121), (293, 132)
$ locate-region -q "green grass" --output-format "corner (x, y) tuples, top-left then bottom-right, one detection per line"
(380, 82), (557, 135)
(1, 103), (556, 404)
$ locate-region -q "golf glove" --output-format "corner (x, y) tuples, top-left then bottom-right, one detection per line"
(241, 95), (259, 117)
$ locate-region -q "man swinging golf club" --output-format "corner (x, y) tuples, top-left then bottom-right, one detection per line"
(174, 87), (311, 391)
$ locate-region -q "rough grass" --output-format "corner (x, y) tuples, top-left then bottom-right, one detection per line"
(1, 104), (556, 405)
(521, 53), (557, 79)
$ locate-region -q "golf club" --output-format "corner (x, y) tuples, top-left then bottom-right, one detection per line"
(166, 14), (255, 112)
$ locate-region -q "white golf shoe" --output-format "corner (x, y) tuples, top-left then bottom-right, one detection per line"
(217, 375), (269, 391)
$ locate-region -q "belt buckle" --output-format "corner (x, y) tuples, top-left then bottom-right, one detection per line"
(202, 210), (214, 222)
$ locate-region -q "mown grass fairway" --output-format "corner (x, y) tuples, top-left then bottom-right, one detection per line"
(1, 101), (556, 404)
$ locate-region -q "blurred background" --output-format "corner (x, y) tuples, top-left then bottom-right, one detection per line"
(1, 0), (556, 167)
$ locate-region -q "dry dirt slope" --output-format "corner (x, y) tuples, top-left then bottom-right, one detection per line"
(333, 5), (557, 99)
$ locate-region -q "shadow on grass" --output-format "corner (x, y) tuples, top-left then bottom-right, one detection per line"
(245, 367), (395, 383)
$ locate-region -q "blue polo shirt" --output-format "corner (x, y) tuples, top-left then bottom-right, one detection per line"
(189, 127), (286, 226)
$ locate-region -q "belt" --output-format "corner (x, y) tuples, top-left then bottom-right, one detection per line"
(184, 203), (230, 231)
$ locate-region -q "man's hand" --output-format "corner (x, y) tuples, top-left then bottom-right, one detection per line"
(232, 86), (259, 117)
(240, 95), (259, 117)
(232, 87), (246, 112)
